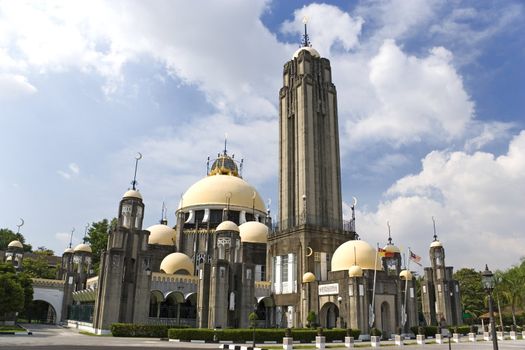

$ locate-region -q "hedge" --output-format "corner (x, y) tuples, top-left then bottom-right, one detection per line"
(410, 326), (438, 337)
(409, 325), (478, 337)
(110, 323), (188, 337)
(167, 328), (361, 342)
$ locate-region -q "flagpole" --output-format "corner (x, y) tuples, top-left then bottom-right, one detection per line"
(403, 248), (412, 332)
(370, 243), (379, 333)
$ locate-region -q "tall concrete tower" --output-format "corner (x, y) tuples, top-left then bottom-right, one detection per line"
(268, 22), (353, 328)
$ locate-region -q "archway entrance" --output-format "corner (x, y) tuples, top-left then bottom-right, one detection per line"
(320, 302), (339, 329)
(26, 300), (57, 324)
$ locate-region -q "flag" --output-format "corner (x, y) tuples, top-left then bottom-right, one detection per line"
(409, 250), (422, 266)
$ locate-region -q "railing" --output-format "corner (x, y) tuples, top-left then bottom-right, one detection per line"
(68, 303), (94, 323)
(270, 216), (355, 235)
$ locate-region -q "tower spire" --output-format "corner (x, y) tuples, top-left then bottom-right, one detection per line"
(131, 152), (142, 190)
(69, 227), (75, 248)
(387, 221), (393, 245)
(301, 16), (311, 47)
(16, 218), (24, 234)
(224, 133), (228, 155)
(432, 216), (438, 241)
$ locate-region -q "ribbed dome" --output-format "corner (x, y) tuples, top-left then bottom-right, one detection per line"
(63, 247), (74, 255)
(7, 240), (23, 249)
(384, 244), (400, 253)
(178, 175), (265, 212)
(160, 252), (194, 275)
(400, 270), (413, 281)
(293, 46), (320, 58)
(123, 189), (142, 199)
(73, 243), (92, 254)
(147, 224), (176, 245)
(430, 240), (443, 248)
(348, 265), (363, 278)
(332, 240), (382, 271)
(239, 221), (268, 243)
(216, 220), (240, 233)
(302, 272), (316, 283)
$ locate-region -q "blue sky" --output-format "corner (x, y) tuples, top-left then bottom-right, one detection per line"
(0, 0), (523, 271)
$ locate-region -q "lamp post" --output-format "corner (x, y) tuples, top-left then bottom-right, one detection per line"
(482, 265), (498, 350)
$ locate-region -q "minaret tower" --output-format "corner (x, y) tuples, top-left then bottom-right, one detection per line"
(93, 153), (152, 333)
(268, 19), (352, 328)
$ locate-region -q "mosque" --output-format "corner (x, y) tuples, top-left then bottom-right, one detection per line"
(2, 25), (463, 336)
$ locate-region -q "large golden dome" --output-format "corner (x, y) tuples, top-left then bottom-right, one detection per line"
(331, 240), (382, 271)
(8, 240), (23, 249)
(178, 174), (265, 212)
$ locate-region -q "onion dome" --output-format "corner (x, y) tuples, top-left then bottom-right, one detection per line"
(216, 220), (240, 233)
(209, 152), (239, 177)
(160, 252), (194, 275)
(73, 243), (92, 254)
(147, 224), (176, 245)
(123, 189), (142, 199)
(430, 240), (443, 248)
(302, 272), (316, 283)
(331, 240), (382, 271)
(178, 175), (265, 212)
(400, 270), (413, 281)
(7, 240), (23, 249)
(63, 247), (74, 255)
(239, 221), (268, 243)
(348, 265), (363, 278)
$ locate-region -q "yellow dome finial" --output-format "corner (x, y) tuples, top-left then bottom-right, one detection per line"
(208, 141), (241, 177)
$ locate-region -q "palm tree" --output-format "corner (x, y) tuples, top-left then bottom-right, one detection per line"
(497, 266), (525, 327)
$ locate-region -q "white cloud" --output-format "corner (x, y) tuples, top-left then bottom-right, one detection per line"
(357, 130), (525, 270)
(464, 122), (515, 152)
(342, 40), (474, 148)
(281, 3), (364, 55)
(57, 162), (80, 179)
(0, 73), (37, 100)
(69, 163), (80, 175)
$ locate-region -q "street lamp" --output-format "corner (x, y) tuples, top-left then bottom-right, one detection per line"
(482, 265), (498, 350)
(303, 272), (316, 328)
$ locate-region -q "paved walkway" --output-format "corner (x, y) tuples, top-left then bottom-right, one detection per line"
(1, 325), (524, 349)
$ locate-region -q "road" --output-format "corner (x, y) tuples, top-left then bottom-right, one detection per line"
(1, 324), (525, 349)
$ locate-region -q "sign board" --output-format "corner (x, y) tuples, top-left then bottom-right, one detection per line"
(318, 283), (339, 296)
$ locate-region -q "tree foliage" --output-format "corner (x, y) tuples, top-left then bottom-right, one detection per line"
(83, 218), (115, 273)
(453, 268), (485, 321)
(0, 228), (32, 252)
(0, 263), (33, 321)
(22, 255), (57, 279)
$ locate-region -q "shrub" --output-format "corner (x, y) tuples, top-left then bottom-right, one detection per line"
(446, 325), (476, 335)
(111, 323), (176, 337)
(370, 327), (382, 337)
(167, 328), (360, 342)
(410, 326), (438, 337)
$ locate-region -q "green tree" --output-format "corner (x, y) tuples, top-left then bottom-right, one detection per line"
(307, 310), (317, 328)
(0, 228), (32, 252)
(83, 218), (115, 273)
(453, 268), (485, 322)
(497, 265), (525, 326)
(35, 246), (54, 256)
(22, 256), (57, 279)
(0, 263), (33, 322)
(249, 311), (258, 347)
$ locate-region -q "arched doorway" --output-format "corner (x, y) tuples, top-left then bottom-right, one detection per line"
(380, 301), (392, 338)
(149, 290), (164, 318)
(320, 302), (339, 329)
(26, 300), (57, 324)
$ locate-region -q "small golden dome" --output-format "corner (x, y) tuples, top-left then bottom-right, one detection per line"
(160, 252), (194, 275)
(7, 240), (23, 249)
(348, 265), (363, 278)
(63, 247), (74, 255)
(6, 256), (13, 261)
(147, 224), (176, 245)
(384, 244), (400, 253)
(400, 270), (413, 281)
(302, 272), (316, 283)
(239, 221), (268, 243)
(331, 240), (382, 271)
(430, 240), (443, 248)
(293, 46), (320, 59)
(209, 153), (239, 177)
(73, 243), (92, 254)
(216, 220), (240, 233)
(123, 189), (142, 199)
